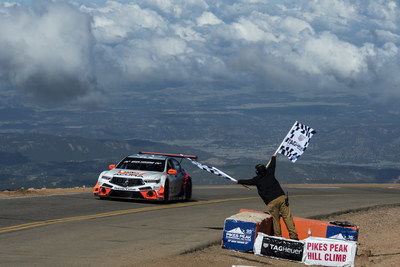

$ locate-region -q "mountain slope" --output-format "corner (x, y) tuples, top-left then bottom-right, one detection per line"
(0, 133), (399, 190)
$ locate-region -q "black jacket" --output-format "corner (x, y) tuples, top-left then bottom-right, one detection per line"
(237, 156), (285, 205)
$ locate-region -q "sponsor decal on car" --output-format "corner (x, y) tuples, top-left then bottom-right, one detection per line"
(116, 170), (146, 176)
(112, 186), (139, 191)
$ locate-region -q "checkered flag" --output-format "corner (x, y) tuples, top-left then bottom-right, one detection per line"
(276, 121), (316, 162)
(181, 154), (237, 183)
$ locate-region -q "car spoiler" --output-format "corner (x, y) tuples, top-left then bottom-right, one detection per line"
(138, 151), (198, 160)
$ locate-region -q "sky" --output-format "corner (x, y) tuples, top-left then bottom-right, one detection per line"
(0, 0), (399, 107)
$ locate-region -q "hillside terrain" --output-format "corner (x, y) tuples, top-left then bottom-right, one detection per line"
(0, 133), (399, 190)
(1, 93), (400, 190)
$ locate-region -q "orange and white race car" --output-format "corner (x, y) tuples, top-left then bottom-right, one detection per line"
(93, 152), (196, 202)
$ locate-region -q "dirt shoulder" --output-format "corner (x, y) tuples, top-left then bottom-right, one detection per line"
(143, 204), (400, 267)
(0, 187), (92, 198)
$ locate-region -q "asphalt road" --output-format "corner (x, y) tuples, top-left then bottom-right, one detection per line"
(0, 184), (399, 266)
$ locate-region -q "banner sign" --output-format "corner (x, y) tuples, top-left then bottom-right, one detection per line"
(181, 155), (237, 182)
(276, 121), (316, 162)
(254, 233), (304, 262)
(222, 220), (257, 251)
(303, 237), (357, 266)
(326, 225), (358, 241)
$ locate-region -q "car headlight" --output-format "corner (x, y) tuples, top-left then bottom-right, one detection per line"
(101, 176), (112, 180)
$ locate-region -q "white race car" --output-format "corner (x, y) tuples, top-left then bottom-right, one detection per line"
(93, 152), (196, 202)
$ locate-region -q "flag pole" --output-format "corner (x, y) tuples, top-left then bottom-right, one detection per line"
(212, 167), (251, 190)
(181, 154), (251, 190)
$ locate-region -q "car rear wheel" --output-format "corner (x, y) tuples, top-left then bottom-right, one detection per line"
(163, 180), (170, 204)
(184, 178), (192, 201)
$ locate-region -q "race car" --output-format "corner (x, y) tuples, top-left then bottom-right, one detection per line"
(93, 152), (196, 202)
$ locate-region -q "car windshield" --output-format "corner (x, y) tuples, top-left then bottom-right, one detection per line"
(116, 157), (165, 172)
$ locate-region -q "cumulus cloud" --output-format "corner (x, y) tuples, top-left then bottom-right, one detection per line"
(197, 11), (222, 26)
(0, 1), (97, 103)
(88, 0), (400, 99)
(1, 0), (400, 105)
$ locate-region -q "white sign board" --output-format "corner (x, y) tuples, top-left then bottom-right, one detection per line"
(303, 237), (357, 267)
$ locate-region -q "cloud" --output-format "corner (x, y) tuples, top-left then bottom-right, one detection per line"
(197, 11), (222, 26)
(1, 0), (400, 105)
(0, 1), (97, 104)
(293, 32), (367, 78)
(84, 1), (167, 44)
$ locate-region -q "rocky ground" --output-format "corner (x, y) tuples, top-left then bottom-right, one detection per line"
(1, 187), (399, 266)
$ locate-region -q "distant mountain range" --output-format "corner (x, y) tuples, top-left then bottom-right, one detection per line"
(1, 94), (400, 189)
(0, 133), (399, 190)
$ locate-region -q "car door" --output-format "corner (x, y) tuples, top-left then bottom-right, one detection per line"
(166, 158), (185, 197)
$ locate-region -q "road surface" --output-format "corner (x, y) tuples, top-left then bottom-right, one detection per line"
(0, 184), (399, 266)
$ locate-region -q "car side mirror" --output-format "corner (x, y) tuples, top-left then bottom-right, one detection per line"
(167, 169), (178, 175)
(109, 164), (116, 170)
